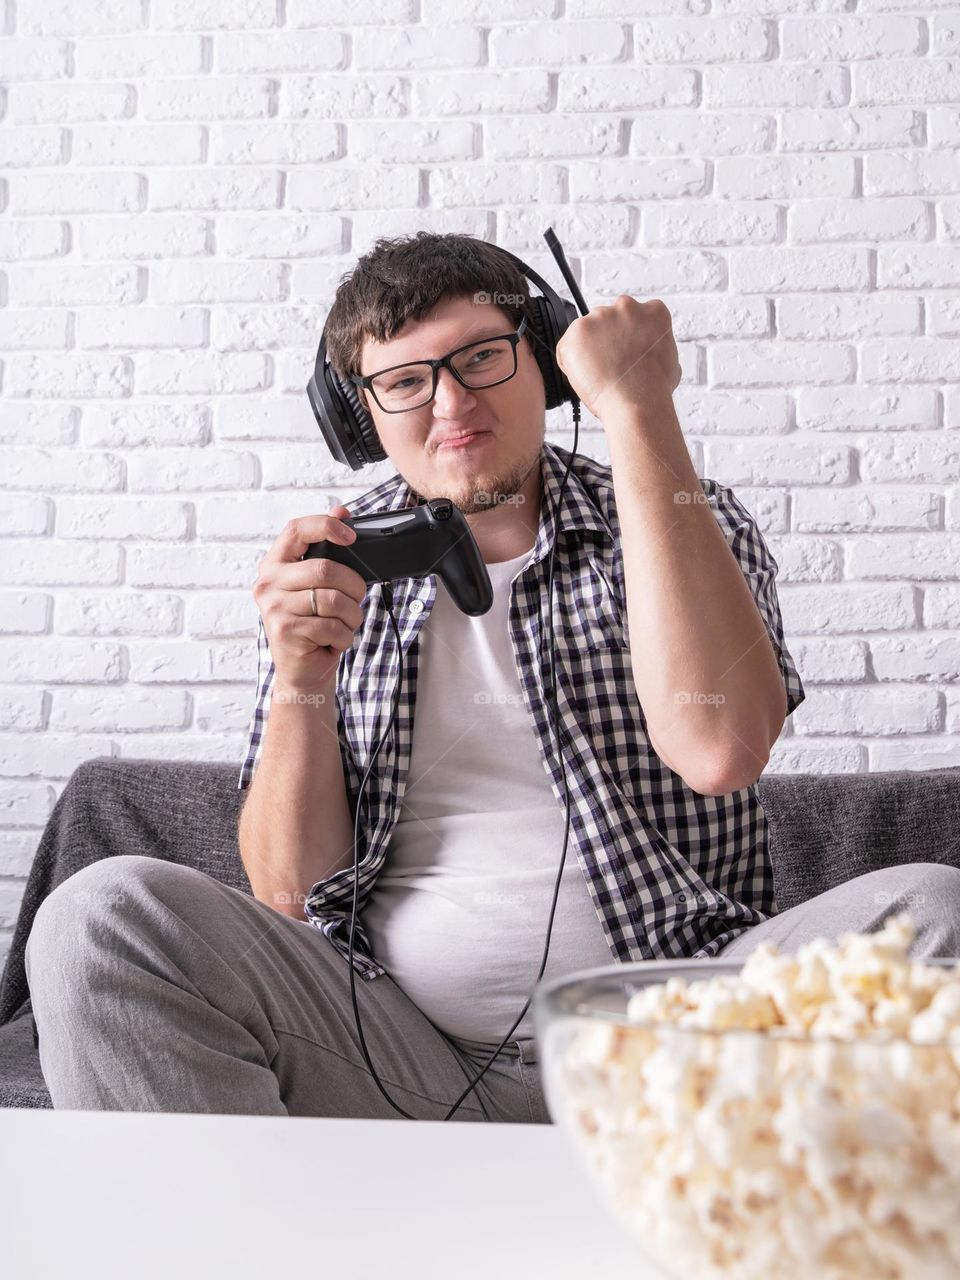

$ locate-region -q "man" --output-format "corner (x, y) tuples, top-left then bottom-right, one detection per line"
(25, 232), (960, 1119)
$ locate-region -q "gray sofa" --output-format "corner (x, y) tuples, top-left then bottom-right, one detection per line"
(2, 756), (960, 1110)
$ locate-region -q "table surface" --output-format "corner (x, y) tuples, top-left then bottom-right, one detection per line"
(0, 1108), (664, 1280)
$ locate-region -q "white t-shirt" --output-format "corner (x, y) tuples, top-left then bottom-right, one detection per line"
(360, 545), (615, 1044)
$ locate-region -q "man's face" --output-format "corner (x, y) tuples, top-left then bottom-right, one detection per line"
(356, 295), (546, 516)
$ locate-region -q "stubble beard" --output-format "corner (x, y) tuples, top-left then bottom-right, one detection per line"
(411, 446), (542, 517)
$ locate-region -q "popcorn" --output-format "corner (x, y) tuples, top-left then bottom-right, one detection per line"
(549, 914), (960, 1279)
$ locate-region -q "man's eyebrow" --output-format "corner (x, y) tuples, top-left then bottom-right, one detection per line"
(375, 323), (513, 367)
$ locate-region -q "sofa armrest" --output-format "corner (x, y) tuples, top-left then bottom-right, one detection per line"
(0, 755), (251, 1028)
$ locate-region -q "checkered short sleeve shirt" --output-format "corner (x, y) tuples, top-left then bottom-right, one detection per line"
(239, 443), (805, 981)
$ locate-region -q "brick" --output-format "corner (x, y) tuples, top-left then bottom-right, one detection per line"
(856, 59), (960, 106)
(0, 39), (70, 82)
(154, 0), (278, 27)
(631, 111), (774, 155)
(0, 734), (116, 778)
(77, 306), (206, 350)
(77, 215), (209, 260)
(127, 639), (250, 682)
(2, 542), (121, 587)
(149, 261), (286, 304)
(56, 498), (192, 541)
(126, 447), (258, 492)
(849, 536), (960, 580)
(354, 26), (482, 71)
(866, 151), (960, 196)
(10, 82), (132, 124)
(703, 64), (848, 108)
(862, 340), (960, 383)
(492, 20), (626, 65)
(880, 247), (960, 289)
(709, 341), (854, 387)
(487, 116), (622, 159)
(0, 638), (122, 683)
(13, 172), (143, 216)
(76, 35), (205, 78)
(792, 687), (940, 736)
(185, 592), (257, 639)
(0, 687), (46, 731)
(716, 154), (856, 199)
(215, 31), (346, 73)
(793, 487), (939, 532)
(778, 295), (922, 341)
(140, 77), (272, 121)
(58, 592), (182, 636)
(82, 404), (209, 449)
(13, 351), (132, 398)
(731, 247), (870, 292)
(781, 107), (924, 151)
(0, 593), (49, 631)
(925, 587), (960, 629)
(781, 15), (924, 61)
(789, 197), (929, 243)
(287, 73), (408, 119)
(126, 545), (262, 589)
(216, 214), (342, 258)
(0, 127), (65, 167)
(0, 449), (123, 492)
(560, 67), (697, 112)
(133, 352), (268, 396)
(634, 16), (772, 62)
(47, 688), (190, 732)
(778, 584), (918, 634)
(586, 250), (726, 293)
(0, 832), (42, 879)
(860, 434), (960, 484)
(871, 637), (960, 683)
(797, 385), (935, 431)
(790, 637), (869, 682)
(645, 201), (779, 246)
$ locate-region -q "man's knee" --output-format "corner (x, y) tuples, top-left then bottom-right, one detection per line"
(864, 861), (960, 910)
(26, 855), (214, 980)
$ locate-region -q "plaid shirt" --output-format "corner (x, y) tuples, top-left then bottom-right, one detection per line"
(238, 442), (805, 982)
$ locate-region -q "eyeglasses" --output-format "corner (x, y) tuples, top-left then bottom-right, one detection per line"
(350, 315), (529, 414)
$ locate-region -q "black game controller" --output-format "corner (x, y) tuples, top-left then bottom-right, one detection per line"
(302, 497), (494, 617)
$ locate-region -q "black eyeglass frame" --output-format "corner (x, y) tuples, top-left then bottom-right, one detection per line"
(349, 315), (529, 414)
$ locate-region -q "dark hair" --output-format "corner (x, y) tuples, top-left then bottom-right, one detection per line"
(323, 231), (536, 385)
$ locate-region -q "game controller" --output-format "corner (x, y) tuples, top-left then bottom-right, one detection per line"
(302, 497), (494, 617)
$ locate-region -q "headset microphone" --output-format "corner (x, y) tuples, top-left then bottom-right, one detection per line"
(308, 229), (591, 1119)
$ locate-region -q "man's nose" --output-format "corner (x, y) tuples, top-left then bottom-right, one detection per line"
(432, 366), (477, 416)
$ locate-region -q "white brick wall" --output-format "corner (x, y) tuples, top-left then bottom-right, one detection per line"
(2, 2), (960, 963)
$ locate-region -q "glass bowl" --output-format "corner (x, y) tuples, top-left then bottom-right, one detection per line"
(532, 958), (960, 1280)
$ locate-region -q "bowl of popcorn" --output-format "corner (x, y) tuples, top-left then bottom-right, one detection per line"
(532, 914), (960, 1280)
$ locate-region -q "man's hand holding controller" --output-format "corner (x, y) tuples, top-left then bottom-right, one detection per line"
(253, 504), (367, 700)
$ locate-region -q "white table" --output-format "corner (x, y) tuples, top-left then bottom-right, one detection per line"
(0, 1109), (662, 1279)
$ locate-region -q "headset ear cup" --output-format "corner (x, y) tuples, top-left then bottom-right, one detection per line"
(337, 374), (386, 465)
(528, 296), (577, 411)
(527, 298), (562, 411)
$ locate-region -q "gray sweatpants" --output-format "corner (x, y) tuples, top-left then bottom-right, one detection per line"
(24, 854), (960, 1118)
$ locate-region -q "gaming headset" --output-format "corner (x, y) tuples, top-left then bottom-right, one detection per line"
(305, 229), (590, 1120)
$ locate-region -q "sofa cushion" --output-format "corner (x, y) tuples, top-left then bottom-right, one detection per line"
(3, 757), (960, 1110)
